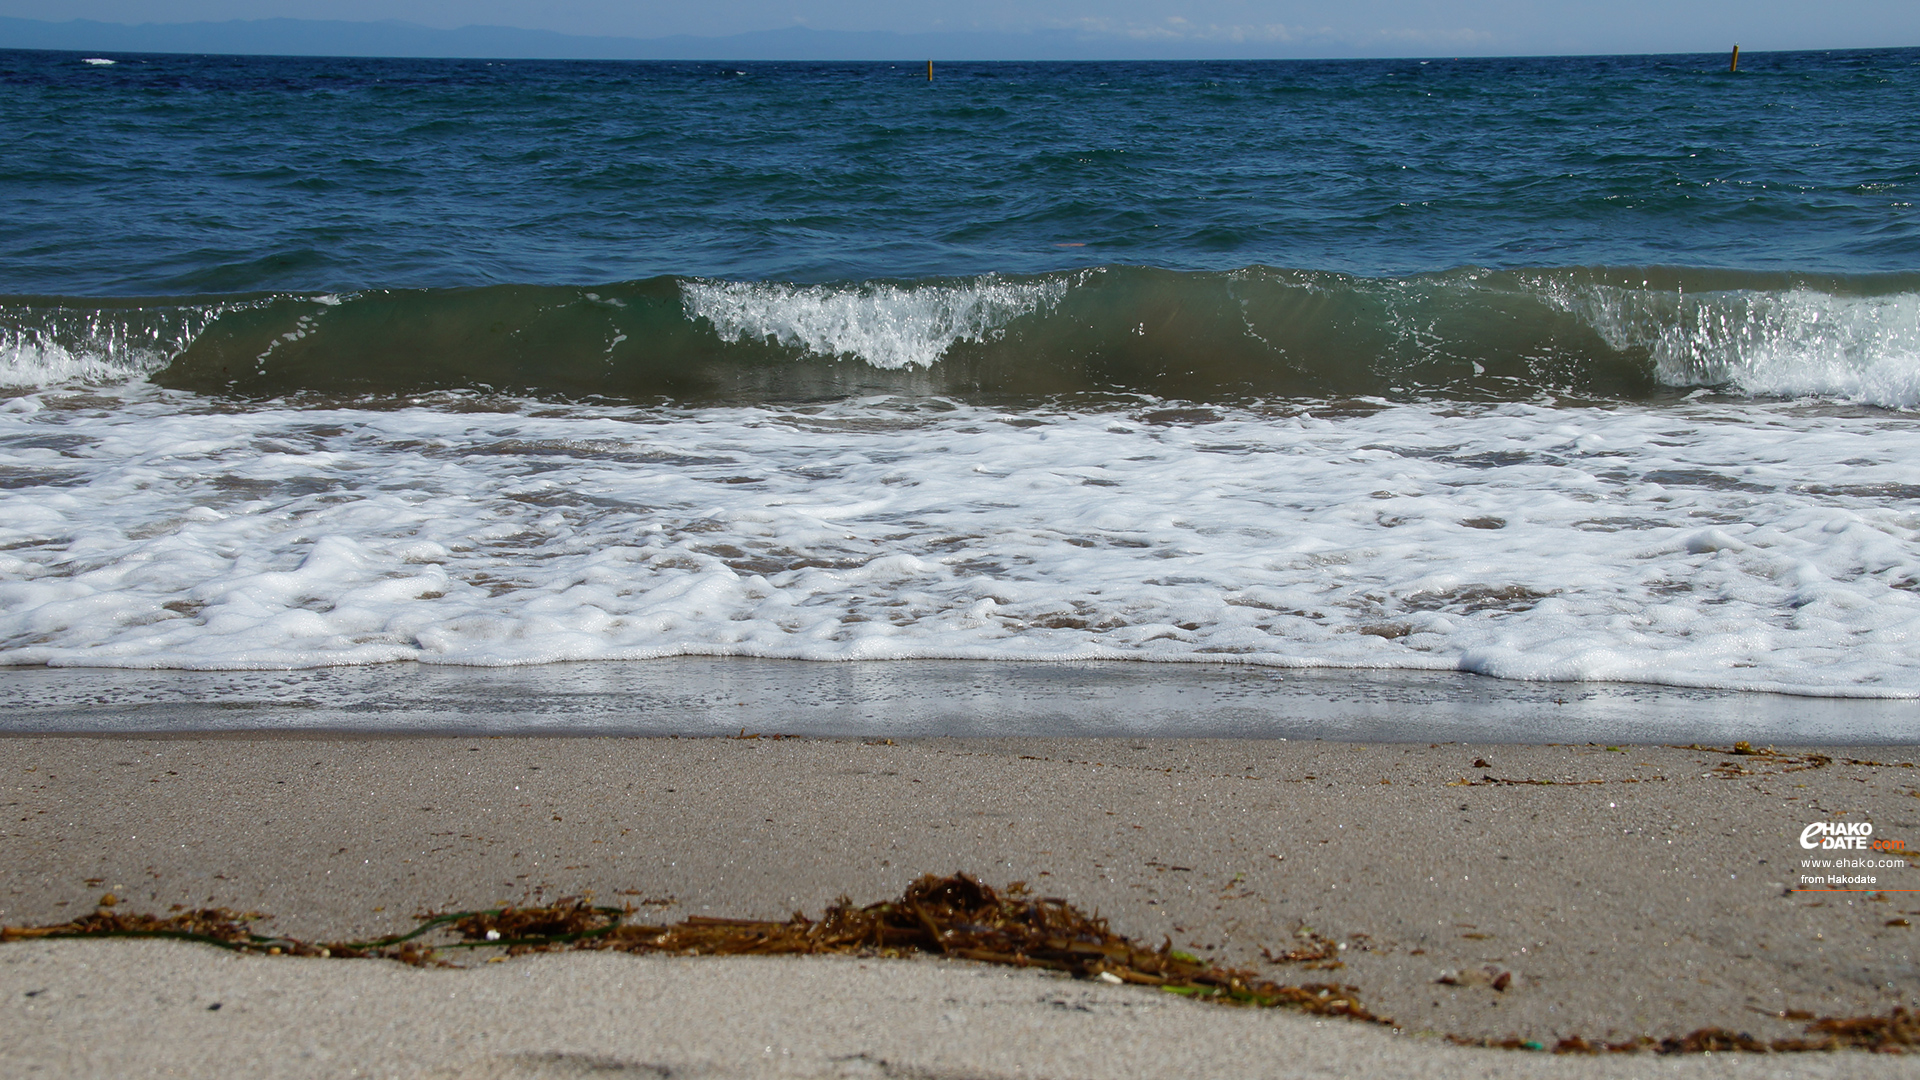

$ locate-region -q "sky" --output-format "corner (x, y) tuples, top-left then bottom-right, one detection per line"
(1, 1), (1916, 57)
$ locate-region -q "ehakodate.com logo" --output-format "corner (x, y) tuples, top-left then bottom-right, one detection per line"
(1797, 821), (1909, 889)
(1800, 821), (1905, 851)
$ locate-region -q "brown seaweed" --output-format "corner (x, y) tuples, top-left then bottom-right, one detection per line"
(1449, 1009), (1920, 1054)
(5, 874), (1914, 1053)
(570, 874), (1384, 1021)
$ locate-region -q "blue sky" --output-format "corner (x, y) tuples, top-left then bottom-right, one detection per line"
(2, 1), (1916, 57)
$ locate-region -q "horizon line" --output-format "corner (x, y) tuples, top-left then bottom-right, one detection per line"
(2, 16), (1908, 64)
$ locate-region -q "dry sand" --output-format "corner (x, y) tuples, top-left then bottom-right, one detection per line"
(4, 735), (1919, 1078)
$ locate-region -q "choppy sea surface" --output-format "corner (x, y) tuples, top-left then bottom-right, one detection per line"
(4, 47), (1920, 703)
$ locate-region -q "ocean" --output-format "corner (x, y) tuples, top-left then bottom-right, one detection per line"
(4, 47), (1920, 709)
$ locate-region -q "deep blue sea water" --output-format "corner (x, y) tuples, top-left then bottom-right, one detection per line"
(3, 49), (1916, 293)
(2, 47), (1919, 708)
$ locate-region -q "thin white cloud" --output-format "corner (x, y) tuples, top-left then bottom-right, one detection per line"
(1048, 17), (1488, 48)
(1360, 27), (1496, 46)
(1052, 17), (1333, 43)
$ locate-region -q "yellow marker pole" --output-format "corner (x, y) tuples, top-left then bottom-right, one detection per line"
(928, 60), (934, 82)
(1730, 44), (1740, 72)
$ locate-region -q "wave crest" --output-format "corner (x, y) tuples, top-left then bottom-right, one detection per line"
(1, 303), (225, 389)
(681, 276), (1068, 370)
(9, 267), (1920, 408)
(1543, 277), (1920, 408)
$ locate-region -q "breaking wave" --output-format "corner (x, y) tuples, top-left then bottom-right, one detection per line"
(4, 266), (1919, 407)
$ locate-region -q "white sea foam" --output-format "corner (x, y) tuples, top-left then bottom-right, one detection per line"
(0, 308), (218, 389)
(3, 386), (1920, 698)
(682, 277), (1067, 369)
(1552, 281), (1920, 408)
(0, 340), (138, 388)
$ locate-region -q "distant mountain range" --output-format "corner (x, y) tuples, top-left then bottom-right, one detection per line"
(0, 17), (1378, 61)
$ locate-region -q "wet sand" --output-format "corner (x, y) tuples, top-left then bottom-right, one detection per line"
(4, 659), (1916, 742)
(4, 733), (1919, 1077)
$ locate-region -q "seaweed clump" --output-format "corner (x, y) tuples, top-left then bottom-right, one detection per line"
(572, 873), (1382, 1021)
(1450, 1008), (1920, 1055)
(2, 877), (1379, 1021)
(3, 893), (464, 965)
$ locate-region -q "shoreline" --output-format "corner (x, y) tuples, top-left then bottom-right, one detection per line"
(4, 659), (1917, 743)
(5, 732), (1919, 1077)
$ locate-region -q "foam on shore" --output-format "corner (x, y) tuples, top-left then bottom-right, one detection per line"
(4, 388), (1920, 703)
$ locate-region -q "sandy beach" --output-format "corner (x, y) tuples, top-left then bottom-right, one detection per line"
(5, 732), (1919, 1077)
